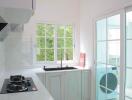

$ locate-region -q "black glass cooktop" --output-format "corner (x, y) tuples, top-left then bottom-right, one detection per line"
(0, 75), (37, 94)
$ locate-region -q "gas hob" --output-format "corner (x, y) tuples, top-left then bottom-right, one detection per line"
(0, 75), (37, 94)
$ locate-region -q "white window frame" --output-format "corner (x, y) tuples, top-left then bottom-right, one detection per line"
(33, 22), (75, 66)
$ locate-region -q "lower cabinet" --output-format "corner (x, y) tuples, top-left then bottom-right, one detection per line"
(36, 72), (46, 85)
(64, 70), (82, 100)
(45, 71), (65, 100)
(82, 70), (91, 100)
(45, 70), (90, 100)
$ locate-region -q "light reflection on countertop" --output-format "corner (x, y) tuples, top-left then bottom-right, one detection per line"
(0, 68), (54, 100)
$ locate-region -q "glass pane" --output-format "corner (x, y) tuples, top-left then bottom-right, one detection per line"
(106, 93), (119, 100)
(126, 11), (132, 100)
(57, 38), (64, 48)
(37, 23), (45, 36)
(57, 26), (65, 37)
(46, 24), (54, 37)
(36, 49), (45, 61)
(125, 97), (132, 100)
(126, 40), (132, 67)
(36, 37), (45, 48)
(66, 25), (73, 37)
(126, 11), (132, 39)
(108, 41), (120, 66)
(96, 64), (107, 100)
(96, 19), (106, 41)
(46, 38), (54, 48)
(107, 15), (120, 40)
(65, 49), (73, 60)
(36, 38), (40, 48)
(115, 95), (119, 100)
(96, 64), (119, 100)
(125, 68), (132, 98)
(96, 64), (106, 88)
(57, 49), (64, 60)
(96, 15), (120, 100)
(65, 38), (73, 48)
(46, 49), (54, 61)
(107, 65), (119, 95)
(96, 86), (107, 100)
(97, 42), (106, 63)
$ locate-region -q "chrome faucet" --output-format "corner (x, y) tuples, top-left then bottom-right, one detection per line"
(60, 49), (63, 68)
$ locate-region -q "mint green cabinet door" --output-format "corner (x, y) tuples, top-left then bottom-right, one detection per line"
(82, 70), (91, 100)
(45, 72), (65, 100)
(64, 70), (82, 100)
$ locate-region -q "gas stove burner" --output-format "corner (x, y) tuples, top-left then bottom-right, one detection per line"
(7, 83), (28, 93)
(0, 75), (37, 94)
(10, 75), (25, 83)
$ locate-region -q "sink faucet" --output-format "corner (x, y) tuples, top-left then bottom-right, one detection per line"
(60, 49), (63, 68)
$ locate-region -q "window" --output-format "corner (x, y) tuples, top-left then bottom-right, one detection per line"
(36, 23), (74, 62)
(57, 25), (73, 61)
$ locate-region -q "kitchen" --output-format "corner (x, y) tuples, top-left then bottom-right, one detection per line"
(0, 0), (132, 100)
(0, 0), (90, 100)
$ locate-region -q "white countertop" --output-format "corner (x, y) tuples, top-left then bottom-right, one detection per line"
(0, 67), (90, 100)
(0, 68), (54, 100)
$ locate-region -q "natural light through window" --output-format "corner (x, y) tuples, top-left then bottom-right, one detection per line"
(36, 23), (74, 62)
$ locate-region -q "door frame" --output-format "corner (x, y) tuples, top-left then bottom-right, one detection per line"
(124, 6), (132, 100)
(93, 8), (127, 100)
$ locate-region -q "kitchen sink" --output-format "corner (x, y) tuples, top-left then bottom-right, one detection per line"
(44, 67), (77, 71)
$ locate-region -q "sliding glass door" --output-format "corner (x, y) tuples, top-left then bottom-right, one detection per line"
(96, 18), (107, 100)
(125, 9), (132, 100)
(96, 14), (120, 100)
(95, 6), (132, 100)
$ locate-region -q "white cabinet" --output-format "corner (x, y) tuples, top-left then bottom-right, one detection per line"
(0, 0), (35, 10)
(36, 72), (46, 85)
(0, 0), (35, 24)
(45, 71), (65, 100)
(44, 69), (90, 100)
(64, 70), (82, 100)
(82, 70), (91, 100)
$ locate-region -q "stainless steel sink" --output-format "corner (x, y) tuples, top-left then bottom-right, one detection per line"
(44, 67), (77, 71)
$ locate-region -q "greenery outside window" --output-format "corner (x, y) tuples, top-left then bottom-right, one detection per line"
(36, 23), (74, 62)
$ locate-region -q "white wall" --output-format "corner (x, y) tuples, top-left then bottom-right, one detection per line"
(4, 0), (80, 70)
(80, 0), (132, 68)
(0, 42), (5, 77)
(4, 30), (33, 70)
(80, 0), (132, 100)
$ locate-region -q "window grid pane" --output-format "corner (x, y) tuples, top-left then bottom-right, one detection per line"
(57, 25), (73, 61)
(46, 38), (54, 48)
(107, 15), (120, 40)
(57, 38), (64, 48)
(66, 25), (73, 37)
(36, 24), (74, 62)
(57, 26), (65, 37)
(46, 24), (55, 37)
(57, 49), (64, 60)
(37, 23), (45, 36)
(46, 49), (54, 61)
(36, 49), (45, 61)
